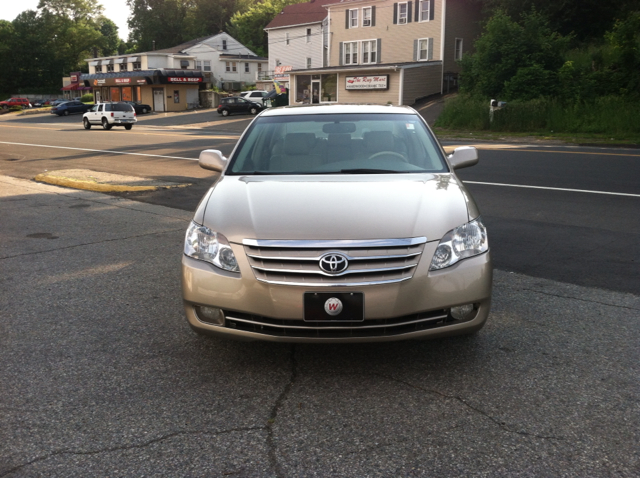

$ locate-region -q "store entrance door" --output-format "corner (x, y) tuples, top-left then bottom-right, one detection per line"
(153, 88), (165, 112)
(311, 81), (320, 104)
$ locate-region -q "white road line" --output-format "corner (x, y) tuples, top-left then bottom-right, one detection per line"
(465, 181), (640, 198)
(0, 141), (197, 161)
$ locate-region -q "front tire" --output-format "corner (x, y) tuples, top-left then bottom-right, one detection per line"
(124, 124), (132, 130)
(250, 107), (258, 115)
(83, 118), (91, 130)
(102, 118), (112, 130)
(221, 109), (230, 117)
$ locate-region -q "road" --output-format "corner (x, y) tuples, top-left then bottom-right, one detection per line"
(1, 111), (639, 477)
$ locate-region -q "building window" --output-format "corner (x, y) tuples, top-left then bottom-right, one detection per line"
(196, 60), (202, 69)
(363, 7), (372, 27)
(226, 61), (237, 72)
(344, 41), (358, 65)
(222, 39), (227, 50)
(286, 33), (290, 45)
(418, 38), (433, 60)
(106, 63), (114, 72)
(419, 0), (430, 21)
(397, 3), (408, 24)
(258, 63), (263, 72)
(349, 9), (358, 28)
(245, 62), (249, 73)
(306, 28), (311, 42)
(455, 38), (463, 61)
(132, 62), (141, 70)
(203, 60), (211, 71)
(119, 63), (127, 71)
(95, 65), (102, 73)
(361, 40), (377, 64)
(306, 57), (312, 68)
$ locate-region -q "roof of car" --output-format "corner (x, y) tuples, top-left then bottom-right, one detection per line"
(259, 104), (418, 116)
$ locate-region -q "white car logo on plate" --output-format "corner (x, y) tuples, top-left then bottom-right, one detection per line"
(324, 297), (343, 316)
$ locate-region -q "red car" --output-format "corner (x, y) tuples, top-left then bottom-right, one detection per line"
(0, 98), (32, 109)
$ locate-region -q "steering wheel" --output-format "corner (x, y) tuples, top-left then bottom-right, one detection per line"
(368, 151), (408, 163)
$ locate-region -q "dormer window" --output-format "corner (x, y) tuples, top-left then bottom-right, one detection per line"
(222, 39), (227, 50)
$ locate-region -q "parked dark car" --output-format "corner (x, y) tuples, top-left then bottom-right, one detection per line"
(122, 101), (152, 114)
(51, 100), (92, 116)
(50, 99), (67, 107)
(217, 97), (263, 117)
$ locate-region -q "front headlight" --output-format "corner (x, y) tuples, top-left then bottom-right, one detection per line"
(184, 221), (240, 273)
(429, 217), (488, 271)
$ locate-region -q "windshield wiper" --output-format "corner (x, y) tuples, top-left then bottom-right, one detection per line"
(340, 168), (401, 174)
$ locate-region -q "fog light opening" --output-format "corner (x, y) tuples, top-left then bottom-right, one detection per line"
(195, 306), (225, 326)
(450, 303), (476, 321)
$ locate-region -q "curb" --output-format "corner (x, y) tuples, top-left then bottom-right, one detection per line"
(34, 174), (191, 193)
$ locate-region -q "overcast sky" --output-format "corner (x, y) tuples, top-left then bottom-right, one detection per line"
(0, 0), (131, 40)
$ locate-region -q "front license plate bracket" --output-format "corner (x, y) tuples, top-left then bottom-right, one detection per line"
(303, 292), (364, 322)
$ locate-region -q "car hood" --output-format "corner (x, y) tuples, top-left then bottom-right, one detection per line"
(200, 174), (472, 243)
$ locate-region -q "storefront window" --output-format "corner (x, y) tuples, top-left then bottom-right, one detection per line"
(110, 87), (121, 102)
(321, 74), (337, 102)
(135, 86), (141, 102)
(296, 75), (311, 103)
(121, 87), (132, 102)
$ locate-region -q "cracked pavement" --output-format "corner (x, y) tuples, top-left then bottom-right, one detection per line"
(1, 175), (639, 477)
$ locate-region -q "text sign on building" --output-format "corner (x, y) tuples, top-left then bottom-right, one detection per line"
(168, 77), (203, 83)
(274, 65), (292, 80)
(345, 75), (389, 90)
(115, 78), (131, 84)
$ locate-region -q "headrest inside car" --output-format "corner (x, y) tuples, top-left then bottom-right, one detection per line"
(283, 133), (315, 154)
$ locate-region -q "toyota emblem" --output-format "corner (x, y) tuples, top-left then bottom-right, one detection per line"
(319, 253), (349, 274)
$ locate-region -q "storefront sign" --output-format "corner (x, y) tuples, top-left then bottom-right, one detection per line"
(91, 77), (150, 87)
(274, 65), (292, 80)
(345, 75), (389, 90)
(93, 79), (106, 86)
(115, 78), (131, 84)
(167, 77), (202, 83)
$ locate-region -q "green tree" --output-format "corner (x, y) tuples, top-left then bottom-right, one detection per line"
(126, 0), (190, 51)
(98, 17), (121, 56)
(459, 9), (570, 99)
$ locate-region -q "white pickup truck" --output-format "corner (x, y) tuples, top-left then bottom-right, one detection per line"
(83, 102), (137, 130)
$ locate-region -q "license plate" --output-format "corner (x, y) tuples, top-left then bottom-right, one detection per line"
(303, 292), (364, 322)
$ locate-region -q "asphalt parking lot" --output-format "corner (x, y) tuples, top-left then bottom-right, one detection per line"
(2, 165), (639, 476)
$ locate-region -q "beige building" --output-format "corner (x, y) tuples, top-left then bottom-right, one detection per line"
(282, 0), (482, 105)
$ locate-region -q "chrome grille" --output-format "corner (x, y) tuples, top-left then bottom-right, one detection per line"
(243, 238), (426, 286)
(223, 309), (461, 338)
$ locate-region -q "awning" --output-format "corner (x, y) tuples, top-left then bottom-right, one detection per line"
(156, 69), (204, 84)
(100, 59), (113, 65)
(81, 70), (154, 87)
(128, 57), (139, 63)
(114, 58), (125, 64)
(61, 84), (83, 91)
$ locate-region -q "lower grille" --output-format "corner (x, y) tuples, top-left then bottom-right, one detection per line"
(222, 309), (471, 338)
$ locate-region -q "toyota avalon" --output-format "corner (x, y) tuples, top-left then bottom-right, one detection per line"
(182, 104), (492, 342)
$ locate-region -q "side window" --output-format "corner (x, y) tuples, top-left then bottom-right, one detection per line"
(98, 105), (103, 112)
(105, 104), (112, 112)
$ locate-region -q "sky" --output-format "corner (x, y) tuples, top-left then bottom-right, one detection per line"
(1, 0), (131, 40)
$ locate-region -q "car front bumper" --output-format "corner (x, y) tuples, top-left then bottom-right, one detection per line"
(182, 241), (493, 343)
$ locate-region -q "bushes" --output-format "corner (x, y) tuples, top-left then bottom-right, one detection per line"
(435, 94), (640, 136)
(80, 93), (93, 102)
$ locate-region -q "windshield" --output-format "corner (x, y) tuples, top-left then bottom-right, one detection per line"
(227, 113), (448, 175)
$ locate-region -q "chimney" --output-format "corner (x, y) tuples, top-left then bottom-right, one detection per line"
(93, 47), (98, 58)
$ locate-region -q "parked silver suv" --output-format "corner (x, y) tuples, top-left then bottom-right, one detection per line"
(182, 105), (492, 342)
(83, 102), (137, 130)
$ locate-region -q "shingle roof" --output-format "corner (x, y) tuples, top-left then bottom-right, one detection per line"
(152, 36), (211, 54)
(265, 0), (344, 30)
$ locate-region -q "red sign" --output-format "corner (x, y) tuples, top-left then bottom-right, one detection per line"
(168, 77), (202, 83)
(275, 66), (292, 74)
(115, 78), (131, 84)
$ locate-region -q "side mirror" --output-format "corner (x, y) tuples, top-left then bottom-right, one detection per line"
(199, 149), (227, 172)
(448, 146), (478, 170)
